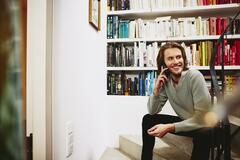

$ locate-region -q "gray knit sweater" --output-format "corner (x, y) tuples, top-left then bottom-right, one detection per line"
(147, 69), (211, 133)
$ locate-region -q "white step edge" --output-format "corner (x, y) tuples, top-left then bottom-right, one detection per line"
(119, 135), (166, 160)
(100, 147), (133, 160)
(119, 134), (192, 160)
(229, 115), (240, 126)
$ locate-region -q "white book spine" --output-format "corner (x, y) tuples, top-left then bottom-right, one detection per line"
(198, 16), (202, 36)
(150, 0), (155, 9)
(186, 46), (192, 66)
(183, 19), (188, 37)
(135, 19), (139, 38)
(142, 0), (147, 9)
(203, 19), (207, 35)
(185, 0), (191, 7)
(129, 0), (133, 10)
(179, 20), (184, 37)
(135, 0), (139, 10)
(147, 44), (154, 66)
(150, 21), (155, 38)
(145, 21), (150, 38)
(153, 42), (159, 67)
(179, 0), (184, 8)
(156, 21), (161, 38)
(139, 42), (144, 67)
(140, 0), (144, 9)
(146, 44), (151, 67)
(192, 43), (197, 66)
(191, 0), (197, 6)
(142, 22), (146, 38)
(129, 21), (136, 38)
(138, 19), (144, 38)
(156, 0), (161, 9)
(134, 42), (138, 66)
(121, 44), (126, 66)
(161, 0), (164, 9)
(206, 20), (210, 36)
(192, 19), (197, 36)
(143, 42), (147, 67)
(169, 0), (173, 8)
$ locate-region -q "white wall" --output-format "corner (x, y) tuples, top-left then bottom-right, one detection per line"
(53, 0), (109, 159)
(52, 0), (174, 160)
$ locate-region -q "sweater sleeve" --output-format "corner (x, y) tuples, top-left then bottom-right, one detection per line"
(174, 71), (211, 132)
(147, 87), (168, 115)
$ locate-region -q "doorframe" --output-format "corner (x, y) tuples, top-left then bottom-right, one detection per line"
(26, 0), (53, 159)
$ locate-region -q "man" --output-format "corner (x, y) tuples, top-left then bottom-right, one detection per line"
(141, 42), (212, 160)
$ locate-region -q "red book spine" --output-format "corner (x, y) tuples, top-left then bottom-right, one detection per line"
(224, 0), (230, 3)
(231, 45), (236, 65)
(203, 0), (207, 5)
(198, 0), (203, 5)
(224, 41), (229, 65)
(235, 40), (240, 65)
(221, 18), (227, 34)
(209, 17), (217, 35)
(216, 17), (222, 35)
(217, 43), (221, 65)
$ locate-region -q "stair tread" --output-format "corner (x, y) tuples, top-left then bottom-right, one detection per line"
(100, 147), (133, 160)
(120, 134), (192, 160)
(159, 133), (192, 155)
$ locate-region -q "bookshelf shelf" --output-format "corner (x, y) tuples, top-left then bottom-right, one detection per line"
(107, 66), (240, 71)
(107, 35), (240, 43)
(192, 66), (240, 70)
(107, 67), (157, 71)
(107, 3), (240, 18)
(107, 95), (150, 98)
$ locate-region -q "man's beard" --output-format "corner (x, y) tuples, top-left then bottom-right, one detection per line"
(171, 72), (181, 78)
(170, 63), (183, 77)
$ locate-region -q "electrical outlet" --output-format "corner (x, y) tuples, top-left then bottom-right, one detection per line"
(66, 121), (73, 158)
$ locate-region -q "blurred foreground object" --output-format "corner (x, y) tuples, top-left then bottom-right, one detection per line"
(0, 0), (24, 159)
(224, 83), (240, 116)
(204, 82), (240, 127)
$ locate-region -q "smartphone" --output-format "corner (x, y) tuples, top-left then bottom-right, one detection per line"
(162, 63), (170, 78)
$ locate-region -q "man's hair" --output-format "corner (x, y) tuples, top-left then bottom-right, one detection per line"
(156, 42), (188, 74)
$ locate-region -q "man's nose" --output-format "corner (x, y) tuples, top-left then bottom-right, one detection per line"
(173, 58), (178, 63)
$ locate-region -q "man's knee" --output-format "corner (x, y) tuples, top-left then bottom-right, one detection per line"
(142, 114), (153, 128)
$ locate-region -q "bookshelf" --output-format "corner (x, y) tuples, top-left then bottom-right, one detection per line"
(107, 35), (240, 43)
(107, 66), (240, 71)
(106, 1), (240, 96)
(108, 3), (240, 18)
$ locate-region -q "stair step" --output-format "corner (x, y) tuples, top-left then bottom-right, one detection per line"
(100, 147), (133, 160)
(160, 133), (192, 156)
(119, 134), (192, 160)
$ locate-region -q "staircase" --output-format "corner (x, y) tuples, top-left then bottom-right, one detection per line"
(100, 134), (193, 160)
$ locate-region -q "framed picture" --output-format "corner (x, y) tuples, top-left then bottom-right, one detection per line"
(89, 0), (101, 31)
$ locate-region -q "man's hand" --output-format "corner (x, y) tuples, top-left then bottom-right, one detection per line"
(153, 66), (168, 96)
(147, 124), (175, 138)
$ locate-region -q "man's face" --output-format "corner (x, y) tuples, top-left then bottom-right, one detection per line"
(164, 48), (184, 77)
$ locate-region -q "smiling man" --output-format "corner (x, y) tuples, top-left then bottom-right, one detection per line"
(141, 42), (212, 160)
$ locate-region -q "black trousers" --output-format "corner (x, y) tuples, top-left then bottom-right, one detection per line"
(141, 114), (212, 160)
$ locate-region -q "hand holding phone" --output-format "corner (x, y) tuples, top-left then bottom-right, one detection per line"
(162, 64), (170, 78)
(153, 66), (169, 96)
